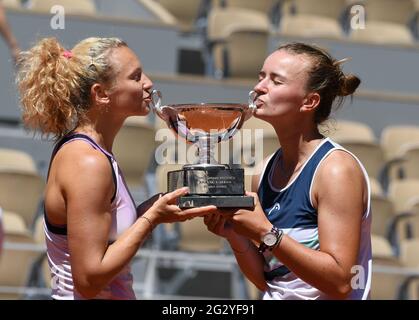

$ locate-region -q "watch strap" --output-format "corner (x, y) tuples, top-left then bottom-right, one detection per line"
(258, 226), (283, 253)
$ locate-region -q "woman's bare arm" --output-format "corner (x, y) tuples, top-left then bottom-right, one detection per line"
(0, 4), (19, 61)
(60, 144), (216, 298)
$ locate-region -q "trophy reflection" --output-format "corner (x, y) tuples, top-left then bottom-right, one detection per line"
(151, 90), (257, 208)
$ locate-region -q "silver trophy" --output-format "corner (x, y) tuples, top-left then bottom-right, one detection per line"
(150, 90), (257, 208)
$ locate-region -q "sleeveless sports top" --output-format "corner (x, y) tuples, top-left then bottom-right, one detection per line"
(44, 133), (137, 300)
(258, 138), (372, 300)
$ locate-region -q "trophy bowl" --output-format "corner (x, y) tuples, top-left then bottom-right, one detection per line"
(150, 90), (257, 208)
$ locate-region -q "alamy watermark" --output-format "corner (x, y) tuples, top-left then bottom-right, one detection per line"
(50, 5), (65, 30)
(48, 4), (366, 31)
(154, 128), (266, 176)
(350, 5), (366, 30)
(351, 264), (366, 290)
(50, 264), (65, 290)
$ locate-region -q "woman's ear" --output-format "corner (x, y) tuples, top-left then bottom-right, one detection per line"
(300, 92), (320, 113)
(91, 83), (110, 106)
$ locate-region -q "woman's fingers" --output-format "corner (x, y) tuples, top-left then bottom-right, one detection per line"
(245, 191), (259, 207)
(206, 213), (218, 230)
(203, 213), (214, 225)
(163, 187), (189, 204)
(218, 208), (236, 216)
(137, 193), (163, 214)
(245, 191), (258, 201)
(214, 215), (227, 232)
(204, 214), (230, 237)
(180, 205), (217, 219)
(167, 204), (182, 212)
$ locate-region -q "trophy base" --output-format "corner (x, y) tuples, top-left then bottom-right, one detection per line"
(178, 195), (254, 209)
(167, 167), (254, 208)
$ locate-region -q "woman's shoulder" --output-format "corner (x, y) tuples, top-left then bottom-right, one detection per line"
(316, 149), (365, 184)
(54, 140), (112, 178)
(50, 141), (115, 202)
(312, 147), (369, 215)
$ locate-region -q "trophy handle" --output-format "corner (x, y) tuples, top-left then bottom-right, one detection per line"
(150, 89), (165, 116)
(217, 91), (257, 142)
(248, 90), (257, 113)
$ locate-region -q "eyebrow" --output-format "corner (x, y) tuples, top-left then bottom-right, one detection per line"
(259, 71), (287, 81)
(129, 67), (142, 76)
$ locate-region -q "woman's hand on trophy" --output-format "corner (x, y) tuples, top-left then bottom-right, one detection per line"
(136, 192), (164, 218)
(203, 213), (234, 239)
(144, 187), (217, 225)
(225, 192), (273, 243)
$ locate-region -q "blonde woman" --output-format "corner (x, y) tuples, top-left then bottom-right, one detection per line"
(17, 37), (216, 300)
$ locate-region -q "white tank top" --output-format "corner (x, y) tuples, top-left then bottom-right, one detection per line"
(44, 133), (137, 300)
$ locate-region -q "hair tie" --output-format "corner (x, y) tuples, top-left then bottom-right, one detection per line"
(63, 50), (73, 59)
(333, 57), (351, 66)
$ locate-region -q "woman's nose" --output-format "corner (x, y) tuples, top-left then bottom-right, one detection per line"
(254, 79), (268, 94)
(143, 73), (153, 89)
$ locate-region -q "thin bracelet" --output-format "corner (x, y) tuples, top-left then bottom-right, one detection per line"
(231, 240), (251, 255)
(274, 231), (284, 250)
(140, 216), (154, 232)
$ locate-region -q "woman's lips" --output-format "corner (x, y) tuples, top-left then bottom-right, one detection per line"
(255, 99), (264, 108)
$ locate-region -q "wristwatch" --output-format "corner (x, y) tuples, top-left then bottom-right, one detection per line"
(258, 226), (283, 253)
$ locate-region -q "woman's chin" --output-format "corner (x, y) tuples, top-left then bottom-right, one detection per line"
(253, 111), (273, 122)
(254, 109), (264, 118)
(138, 104), (150, 115)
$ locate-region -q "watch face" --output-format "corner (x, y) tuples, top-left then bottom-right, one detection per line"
(263, 232), (278, 246)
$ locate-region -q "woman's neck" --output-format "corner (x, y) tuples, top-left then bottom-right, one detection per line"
(75, 117), (124, 153)
(274, 125), (324, 171)
(270, 130), (324, 189)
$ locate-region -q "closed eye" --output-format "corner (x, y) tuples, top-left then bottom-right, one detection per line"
(130, 68), (143, 81)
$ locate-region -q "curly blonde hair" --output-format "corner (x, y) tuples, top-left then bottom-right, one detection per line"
(16, 37), (127, 139)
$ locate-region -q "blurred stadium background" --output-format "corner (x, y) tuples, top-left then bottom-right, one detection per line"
(1, 0), (419, 300)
